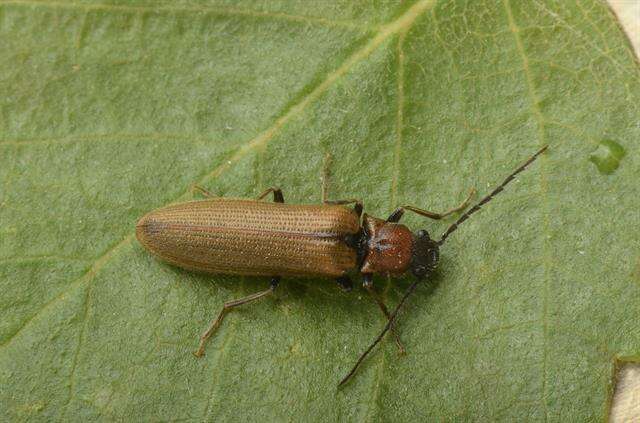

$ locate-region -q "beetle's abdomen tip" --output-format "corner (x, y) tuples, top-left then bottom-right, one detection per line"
(135, 215), (149, 245)
(135, 213), (166, 248)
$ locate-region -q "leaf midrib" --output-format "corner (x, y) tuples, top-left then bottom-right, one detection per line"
(503, 0), (550, 419)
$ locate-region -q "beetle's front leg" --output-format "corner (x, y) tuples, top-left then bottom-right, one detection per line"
(362, 274), (405, 354)
(386, 188), (476, 222)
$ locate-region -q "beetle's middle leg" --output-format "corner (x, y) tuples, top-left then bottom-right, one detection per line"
(257, 187), (284, 203)
(192, 185), (215, 198)
(194, 276), (280, 357)
(362, 274), (405, 354)
(386, 188), (476, 223)
(336, 275), (353, 292)
(321, 153), (363, 217)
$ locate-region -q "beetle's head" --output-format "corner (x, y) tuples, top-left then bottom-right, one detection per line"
(410, 229), (439, 279)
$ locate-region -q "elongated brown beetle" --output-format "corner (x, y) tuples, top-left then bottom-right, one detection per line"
(136, 146), (547, 385)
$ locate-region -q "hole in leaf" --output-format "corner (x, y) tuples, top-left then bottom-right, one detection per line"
(609, 358), (640, 422)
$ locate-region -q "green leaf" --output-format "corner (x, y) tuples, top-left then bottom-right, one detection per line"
(1, 0), (639, 421)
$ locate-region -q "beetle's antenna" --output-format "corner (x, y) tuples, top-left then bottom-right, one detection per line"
(338, 278), (421, 387)
(339, 146), (548, 387)
(438, 145), (548, 246)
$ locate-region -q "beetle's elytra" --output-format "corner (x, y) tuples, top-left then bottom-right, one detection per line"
(137, 200), (360, 278)
(136, 146), (548, 385)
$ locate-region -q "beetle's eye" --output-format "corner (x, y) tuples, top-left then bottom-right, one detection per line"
(417, 229), (428, 238)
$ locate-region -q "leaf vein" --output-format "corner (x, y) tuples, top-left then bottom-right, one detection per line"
(0, 0), (371, 31)
(533, 0), (638, 81)
(0, 255), (92, 264)
(503, 1), (551, 421)
(63, 282), (93, 416)
(0, 133), (209, 147)
(0, 234), (134, 350)
(390, 31), (407, 208)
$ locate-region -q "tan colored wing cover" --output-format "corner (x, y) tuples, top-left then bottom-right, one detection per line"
(136, 199), (360, 277)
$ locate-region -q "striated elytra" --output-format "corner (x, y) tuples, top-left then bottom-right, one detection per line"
(137, 200), (361, 278)
(136, 146), (547, 386)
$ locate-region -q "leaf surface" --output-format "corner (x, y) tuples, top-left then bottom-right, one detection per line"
(1, 0), (639, 421)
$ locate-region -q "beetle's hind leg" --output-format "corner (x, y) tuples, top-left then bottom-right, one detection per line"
(363, 274), (405, 354)
(194, 277), (280, 357)
(386, 188), (476, 223)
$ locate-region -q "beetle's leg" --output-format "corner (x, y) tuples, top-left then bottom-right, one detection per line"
(321, 152), (333, 203)
(194, 277), (280, 357)
(362, 274), (405, 354)
(336, 275), (353, 292)
(321, 152), (362, 217)
(192, 185), (215, 198)
(257, 187), (284, 203)
(324, 199), (363, 218)
(386, 188), (476, 223)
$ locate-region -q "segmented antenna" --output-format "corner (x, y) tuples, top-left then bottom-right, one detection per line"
(338, 145), (548, 387)
(338, 278), (421, 387)
(438, 145), (548, 246)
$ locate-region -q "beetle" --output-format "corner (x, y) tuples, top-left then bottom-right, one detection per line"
(136, 145), (547, 385)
